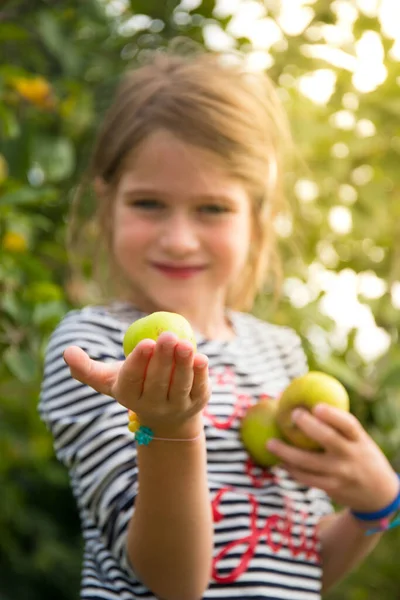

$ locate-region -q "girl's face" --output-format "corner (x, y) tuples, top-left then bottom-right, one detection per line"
(110, 129), (252, 325)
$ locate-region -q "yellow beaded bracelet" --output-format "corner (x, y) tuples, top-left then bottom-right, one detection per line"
(127, 410), (202, 446)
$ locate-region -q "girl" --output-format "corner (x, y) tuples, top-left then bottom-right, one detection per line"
(39, 51), (399, 600)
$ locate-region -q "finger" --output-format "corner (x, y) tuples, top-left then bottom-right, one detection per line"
(142, 332), (178, 399)
(168, 341), (194, 404)
(291, 409), (348, 452)
(282, 465), (336, 493)
(313, 403), (362, 442)
(116, 340), (155, 405)
(267, 438), (331, 474)
(63, 345), (121, 397)
(190, 354), (210, 412)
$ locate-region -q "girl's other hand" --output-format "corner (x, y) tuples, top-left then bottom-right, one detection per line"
(267, 403), (399, 514)
(63, 332), (210, 437)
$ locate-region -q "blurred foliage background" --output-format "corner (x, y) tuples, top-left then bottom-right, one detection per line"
(1, 0), (400, 598)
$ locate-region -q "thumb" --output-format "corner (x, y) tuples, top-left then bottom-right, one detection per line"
(63, 345), (122, 398)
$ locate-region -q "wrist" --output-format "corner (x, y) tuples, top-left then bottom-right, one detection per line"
(350, 473), (400, 522)
(134, 413), (204, 441)
(347, 509), (388, 532)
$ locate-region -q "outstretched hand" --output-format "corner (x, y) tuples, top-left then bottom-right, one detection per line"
(267, 403), (399, 514)
(63, 332), (211, 436)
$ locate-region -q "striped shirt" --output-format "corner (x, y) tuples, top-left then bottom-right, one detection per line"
(39, 302), (333, 600)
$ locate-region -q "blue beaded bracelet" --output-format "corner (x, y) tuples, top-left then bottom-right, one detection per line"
(365, 514), (400, 536)
(127, 411), (202, 445)
(351, 474), (400, 522)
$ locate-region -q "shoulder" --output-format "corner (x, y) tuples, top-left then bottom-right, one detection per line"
(57, 302), (137, 331)
(231, 311), (308, 379)
(232, 310), (302, 348)
(44, 302), (142, 361)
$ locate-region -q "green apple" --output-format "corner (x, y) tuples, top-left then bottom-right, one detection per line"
(123, 311), (197, 357)
(240, 399), (284, 467)
(276, 371), (350, 450)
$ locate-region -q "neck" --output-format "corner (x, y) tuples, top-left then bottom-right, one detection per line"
(164, 306), (234, 341)
(190, 309), (235, 341)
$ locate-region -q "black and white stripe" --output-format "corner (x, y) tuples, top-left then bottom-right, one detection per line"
(39, 302), (332, 600)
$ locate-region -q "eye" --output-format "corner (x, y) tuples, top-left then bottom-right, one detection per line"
(199, 204), (230, 215)
(129, 199), (165, 210)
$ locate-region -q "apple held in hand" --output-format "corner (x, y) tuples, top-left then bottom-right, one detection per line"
(123, 311), (197, 356)
(240, 399), (284, 467)
(276, 371), (349, 450)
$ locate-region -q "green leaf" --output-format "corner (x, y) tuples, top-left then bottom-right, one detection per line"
(1, 291), (23, 321)
(0, 23), (29, 41)
(128, 0), (179, 20)
(61, 88), (94, 136)
(371, 392), (400, 431)
(378, 363), (400, 389)
(316, 354), (366, 393)
(36, 12), (80, 75)
(0, 186), (58, 206)
(3, 347), (37, 383)
(32, 136), (75, 182)
(196, 0), (215, 18)
(36, 11), (62, 53)
(32, 301), (67, 326)
(0, 105), (20, 139)
(25, 282), (64, 303)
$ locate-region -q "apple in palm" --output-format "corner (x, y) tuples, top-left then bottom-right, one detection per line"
(123, 311), (197, 356)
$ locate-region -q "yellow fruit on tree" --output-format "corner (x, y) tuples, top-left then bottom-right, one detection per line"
(12, 76), (54, 108)
(2, 231), (28, 253)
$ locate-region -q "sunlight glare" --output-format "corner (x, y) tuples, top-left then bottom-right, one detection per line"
(298, 69), (336, 104)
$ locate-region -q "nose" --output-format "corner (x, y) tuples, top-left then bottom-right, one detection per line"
(158, 212), (200, 257)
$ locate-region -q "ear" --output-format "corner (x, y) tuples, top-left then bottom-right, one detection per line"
(93, 177), (114, 237)
(94, 176), (109, 199)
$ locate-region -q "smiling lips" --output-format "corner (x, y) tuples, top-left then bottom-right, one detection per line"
(151, 263), (206, 279)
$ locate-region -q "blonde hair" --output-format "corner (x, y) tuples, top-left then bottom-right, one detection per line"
(67, 49), (293, 311)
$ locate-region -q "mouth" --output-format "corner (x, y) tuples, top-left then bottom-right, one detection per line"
(151, 263), (207, 279)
